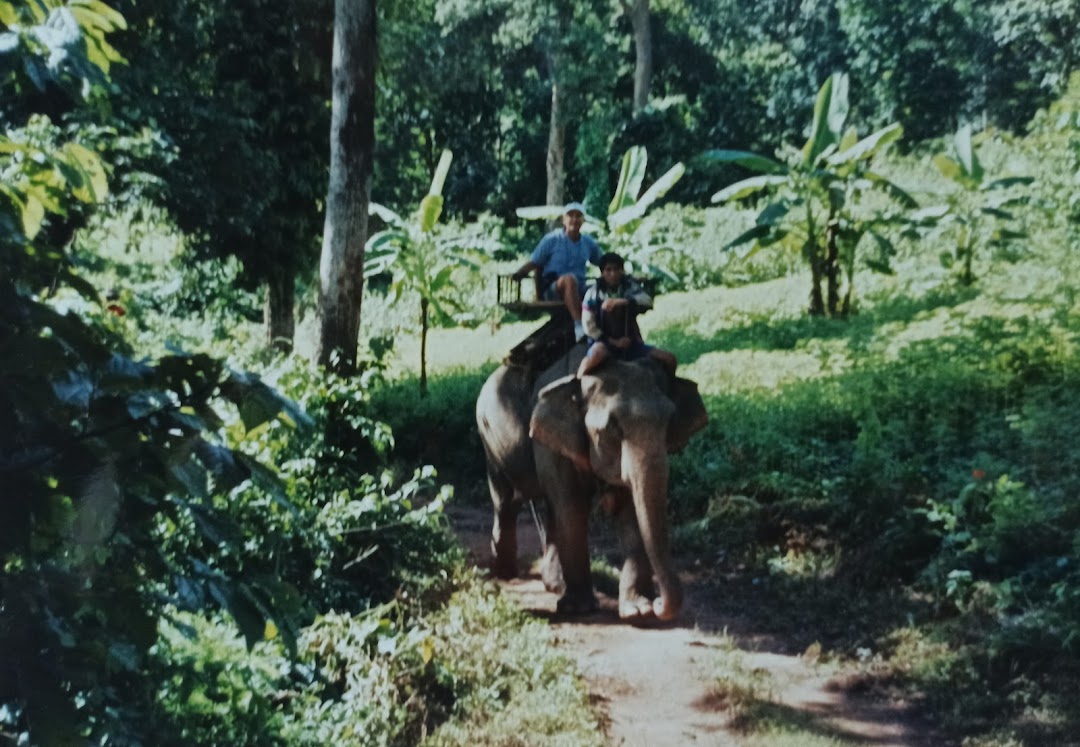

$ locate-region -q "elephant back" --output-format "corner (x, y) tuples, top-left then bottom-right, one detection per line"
(532, 343), (588, 398)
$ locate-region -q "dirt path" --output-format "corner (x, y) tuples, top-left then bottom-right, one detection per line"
(447, 505), (941, 747)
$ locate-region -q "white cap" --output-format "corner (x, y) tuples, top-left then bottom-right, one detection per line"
(563, 201), (586, 215)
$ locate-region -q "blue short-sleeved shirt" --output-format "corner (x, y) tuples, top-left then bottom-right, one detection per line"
(530, 230), (602, 291)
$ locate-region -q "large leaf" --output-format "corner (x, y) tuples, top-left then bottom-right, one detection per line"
(984, 192), (1028, 209)
(723, 223), (774, 250)
(22, 193), (45, 238)
(756, 200), (791, 227)
(827, 123), (903, 166)
(699, 149), (786, 174)
(635, 161), (685, 210)
(70, 0), (128, 32)
(932, 153), (964, 184)
(64, 141), (108, 203)
(802, 73), (848, 166)
(711, 174), (789, 203)
(952, 124), (983, 182)
(515, 205), (563, 221)
(982, 176), (1034, 191)
(369, 201), (404, 227)
(607, 162), (685, 231)
(911, 204), (951, 222)
(427, 149), (452, 198)
(419, 194), (443, 233)
(827, 73), (850, 139)
(609, 146), (648, 215)
(863, 171), (920, 208)
(865, 229), (898, 275)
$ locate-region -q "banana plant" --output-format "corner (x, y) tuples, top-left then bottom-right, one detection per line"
(605, 146), (686, 286)
(515, 146), (685, 286)
(703, 73), (915, 316)
(911, 124), (1033, 285)
(365, 149), (492, 395)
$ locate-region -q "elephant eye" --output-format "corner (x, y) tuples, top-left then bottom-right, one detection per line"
(593, 414), (622, 443)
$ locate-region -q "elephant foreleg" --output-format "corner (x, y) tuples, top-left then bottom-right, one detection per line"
(612, 490), (659, 621)
(488, 467), (519, 579)
(536, 450), (596, 615)
(534, 500), (565, 594)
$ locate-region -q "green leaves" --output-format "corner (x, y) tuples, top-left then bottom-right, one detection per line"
(922, 124), (1034, 283)
(707, 72), (909, 315)
(826, 123), (903, 168)
(711, 174), (789, 204)
(365, 149), (491, 392)
(418, 149), (453, 232)
(802, 72), (849, 167)
(609, 145), (650, 216)
(0, 118), (110, 246)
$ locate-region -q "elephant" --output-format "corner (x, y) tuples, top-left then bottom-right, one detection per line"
(475, 343), (708, 622)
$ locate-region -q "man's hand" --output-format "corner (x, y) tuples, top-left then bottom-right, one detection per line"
(601, 297), (628, 312)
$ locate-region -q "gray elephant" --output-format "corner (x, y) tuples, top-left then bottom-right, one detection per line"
(475, 343), (708, 622)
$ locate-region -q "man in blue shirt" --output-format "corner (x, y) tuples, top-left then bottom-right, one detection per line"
(511, 201), (602, 340)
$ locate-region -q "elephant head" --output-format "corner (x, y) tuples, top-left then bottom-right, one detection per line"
(528, 359), (707, 621)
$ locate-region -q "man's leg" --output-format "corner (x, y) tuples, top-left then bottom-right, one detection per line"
(554, 274), (584, 339)
(554, 274), (581, 318)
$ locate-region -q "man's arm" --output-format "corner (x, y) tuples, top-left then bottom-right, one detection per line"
(511, 261), (538, 281)
(514, 233), (553, 280)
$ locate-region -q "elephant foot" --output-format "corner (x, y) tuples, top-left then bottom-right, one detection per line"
(652, 594), (681, 622)
(539, 544), (565, 594)
(556, 590), (598, 616)
(618, 595), (656, 622)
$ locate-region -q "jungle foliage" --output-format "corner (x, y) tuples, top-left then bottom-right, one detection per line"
(4, 0), (1080, 745)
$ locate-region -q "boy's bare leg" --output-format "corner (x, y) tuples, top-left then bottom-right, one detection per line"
(578, 343), (610, 377)
(650, 348), (677, 376)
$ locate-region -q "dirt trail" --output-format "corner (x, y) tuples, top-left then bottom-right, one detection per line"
(447, 505), (941, 747)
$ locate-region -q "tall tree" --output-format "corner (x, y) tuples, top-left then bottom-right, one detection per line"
(109, 0), (332, 353)
(622, 0), (653, 113)
(317, 0), (378, 373)
(438, 0), (615, 207)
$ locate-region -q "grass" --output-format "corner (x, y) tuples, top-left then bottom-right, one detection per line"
(380, 232), (1080, 744)
(422, 576), (605, 747)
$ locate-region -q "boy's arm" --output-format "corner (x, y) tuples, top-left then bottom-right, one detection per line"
(626, 278), (653, 311)
(581, 287), (603, 340)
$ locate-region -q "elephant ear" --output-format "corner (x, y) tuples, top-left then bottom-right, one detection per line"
(667, 377), (708, 453)
(530, 375), (590, 470)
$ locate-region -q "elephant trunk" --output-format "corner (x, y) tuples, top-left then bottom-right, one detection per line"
(624, 442), (682, 621)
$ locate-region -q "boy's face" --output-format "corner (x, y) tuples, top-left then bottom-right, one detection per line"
(601, 262), (624, 286)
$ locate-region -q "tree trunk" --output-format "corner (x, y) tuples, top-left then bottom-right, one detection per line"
(960, 237), (975, 285)
(316, 0), (377, 374)
(825, 217), (840, 316)
(545, 57), (566, 208)
(264, 267), (295, 353)
(420, 297), (429, 397)
(807, 248), (825, 316)
(627, 0), (652, 113)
